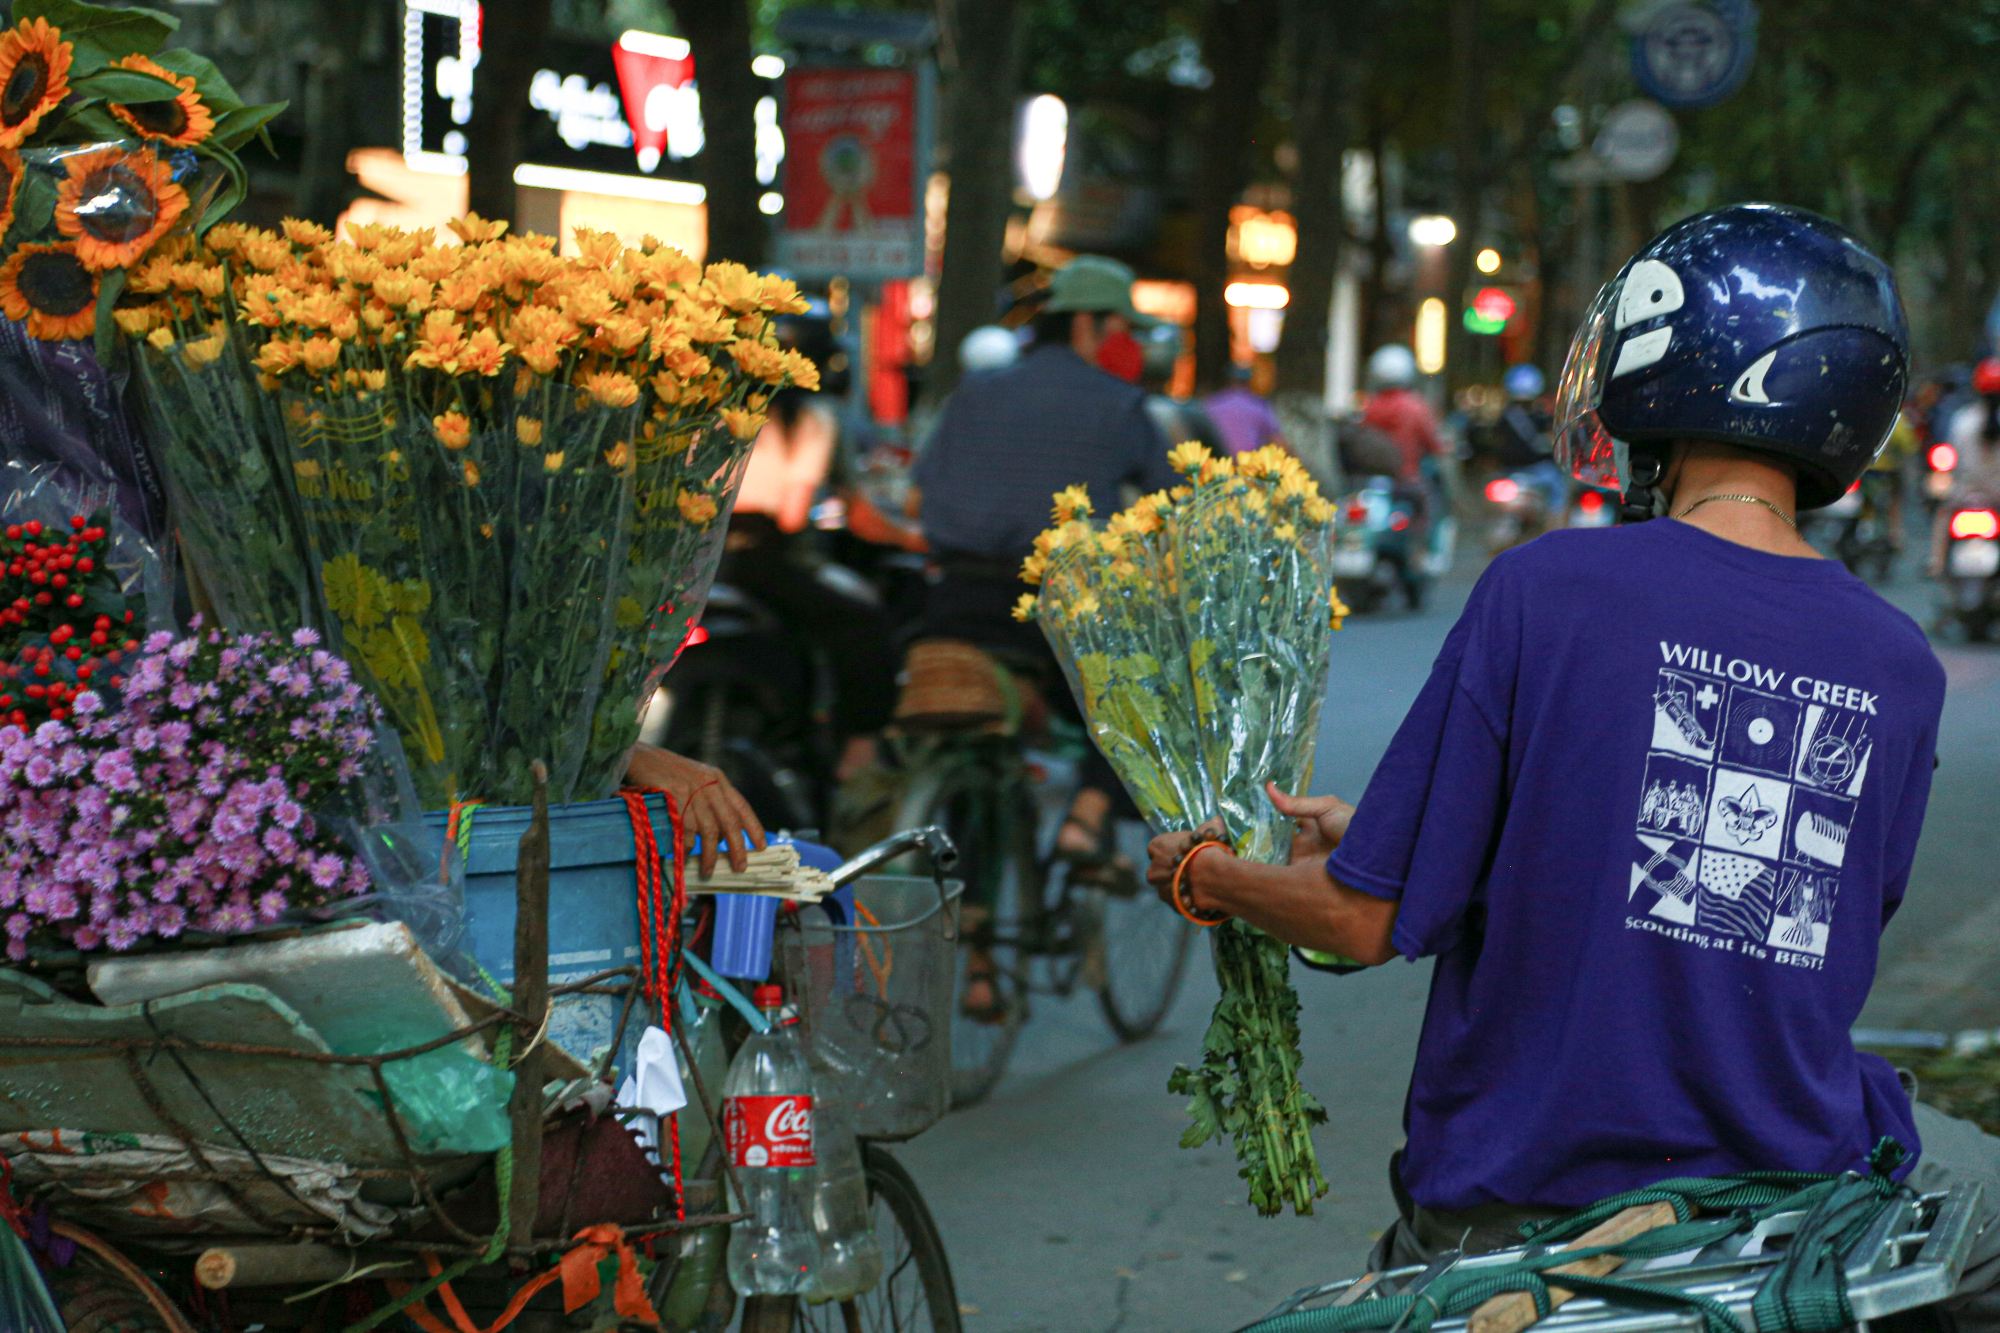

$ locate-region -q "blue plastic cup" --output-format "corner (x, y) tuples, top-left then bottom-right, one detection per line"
(710, 893), (781, 980)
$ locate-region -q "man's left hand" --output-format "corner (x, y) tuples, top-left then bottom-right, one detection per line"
(624, 743), (767, 876)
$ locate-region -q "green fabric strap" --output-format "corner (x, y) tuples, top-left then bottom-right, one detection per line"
(1242, 1147), (1914, 1333)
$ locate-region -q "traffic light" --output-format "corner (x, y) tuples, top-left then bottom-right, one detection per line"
(1463, 286), (1516, 335)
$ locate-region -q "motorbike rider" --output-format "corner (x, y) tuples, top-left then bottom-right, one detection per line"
(1145, 205), (2000, 1322)
(912, 254), (1179, 1011)
(1932, 358), (2000, 576)
(1361, 344), (1447, 483)
(1203, 362), (1290, 456)
(1138, 323), (1227, 456)
(1491, 362), (1566, 519)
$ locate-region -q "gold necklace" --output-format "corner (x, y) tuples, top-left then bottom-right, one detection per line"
(1672, 493), (1798, 533)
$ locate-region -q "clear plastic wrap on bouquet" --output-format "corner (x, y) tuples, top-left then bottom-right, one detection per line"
(279, 381), (641, 808)
(574, 421), (752, 801)
(133, 324), (316, 636)
(1165, 482), (1336, 863)
(1035, 528), (1212, 831)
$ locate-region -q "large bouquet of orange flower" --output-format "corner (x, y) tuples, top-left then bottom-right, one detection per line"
(0, 1), (278, 351)
(117, 218), (813, 807)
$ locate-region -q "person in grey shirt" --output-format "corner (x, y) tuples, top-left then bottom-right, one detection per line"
(911, 256), (1177, 1013)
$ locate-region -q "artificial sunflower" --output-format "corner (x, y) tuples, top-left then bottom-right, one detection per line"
(0, 148), (22, 238)
(0, 18), (70, 149)
(0, 243), (98, 341)
(54, 149), (188, 271)
(107, 55), (214, 147)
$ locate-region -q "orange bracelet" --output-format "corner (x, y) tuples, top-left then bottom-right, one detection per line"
(1171, 839), (1232, 927)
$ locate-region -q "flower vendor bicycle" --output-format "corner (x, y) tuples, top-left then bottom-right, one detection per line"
(888, 653), (1197, 1107)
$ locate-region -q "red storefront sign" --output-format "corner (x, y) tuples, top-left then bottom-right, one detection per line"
(780, 68), (918, 278)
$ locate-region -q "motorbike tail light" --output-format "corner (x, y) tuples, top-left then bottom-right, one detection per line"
(1930, 443), (1958, 472)
(1950, 509), (1999, 540)
(1578, 490), (1604, 514)
(1485, 478), (1520, 504)
(1345, 502), (1369, 524)
(1389, 512), (1410, 531)
(1844, 479), (1861, 494)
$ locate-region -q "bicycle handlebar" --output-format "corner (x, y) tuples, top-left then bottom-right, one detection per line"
(827, 825), (960, 888)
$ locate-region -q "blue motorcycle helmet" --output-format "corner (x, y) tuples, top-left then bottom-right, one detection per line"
(1552, 203), (1908, 513)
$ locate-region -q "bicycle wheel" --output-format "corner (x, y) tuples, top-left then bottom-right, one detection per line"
(1094, 878), (1197, 1041)
(792, 1144), (962, 1333)
(896, 747), (1031, 1108)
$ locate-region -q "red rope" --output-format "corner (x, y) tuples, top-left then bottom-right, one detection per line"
(621, 786), (688, 1221)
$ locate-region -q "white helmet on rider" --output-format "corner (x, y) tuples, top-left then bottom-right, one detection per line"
(1368, 343), (1419, 390)
(959, 325), (1021, 375)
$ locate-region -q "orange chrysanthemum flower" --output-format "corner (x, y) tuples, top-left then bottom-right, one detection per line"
(0, 18), (71, 149)
(0, 243), (98, 341)
(54, 149), (188, 271)
(108, 55), (214, 147)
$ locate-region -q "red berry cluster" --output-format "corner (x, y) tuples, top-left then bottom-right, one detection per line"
(0, 514), (141, 727)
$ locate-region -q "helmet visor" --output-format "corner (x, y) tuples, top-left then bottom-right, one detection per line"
(1552, 278), (1625, 492)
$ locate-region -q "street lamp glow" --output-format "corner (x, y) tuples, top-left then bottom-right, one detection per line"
(1017, 94), (1068, 201)
(1476, 247), (1502, 273)
(751, 54), (786, 79)
(1409, 215), (1457, 247)
(1224, 281), (1289, 309)
(759, 192), (784, 215)
(1415, 298), (1447, 374)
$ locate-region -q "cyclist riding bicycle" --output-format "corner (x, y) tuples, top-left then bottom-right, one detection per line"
(1148, 205), (2000, 1329)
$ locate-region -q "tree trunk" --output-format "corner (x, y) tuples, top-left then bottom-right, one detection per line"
(1192, 0), (1283, 393)
(670, 0), (764, 266)
(1357, 109), (1391, 361)
(464, 0), (553, 226)
(294, 1), (355, 230)
(1272, 0), (1345, 396)
(921, 0), (1026, 410)
(1440, 0), (1485, 392)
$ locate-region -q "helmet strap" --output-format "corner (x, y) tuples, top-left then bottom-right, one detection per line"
(1616, 451), (1667, 524)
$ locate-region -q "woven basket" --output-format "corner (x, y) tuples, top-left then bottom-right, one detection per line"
(893, 639), (1007, 731)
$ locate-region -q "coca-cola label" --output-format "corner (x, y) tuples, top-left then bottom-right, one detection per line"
(725, 1094), (815, 1168)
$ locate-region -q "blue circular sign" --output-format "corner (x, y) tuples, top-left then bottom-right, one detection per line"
(1632, 1), (1759, 109)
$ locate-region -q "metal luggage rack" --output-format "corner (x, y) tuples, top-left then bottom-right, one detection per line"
(1254, 1183), (1985, 1333)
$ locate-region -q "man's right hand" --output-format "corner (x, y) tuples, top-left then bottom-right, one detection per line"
(1268, 783), (1354, 865)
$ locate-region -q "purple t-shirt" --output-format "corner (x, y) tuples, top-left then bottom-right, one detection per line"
(1328, 520), (1944, 1211)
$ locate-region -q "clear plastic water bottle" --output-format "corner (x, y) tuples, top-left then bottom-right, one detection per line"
(723, 985), (820, 1296)
(803, 1094), (883, 1302)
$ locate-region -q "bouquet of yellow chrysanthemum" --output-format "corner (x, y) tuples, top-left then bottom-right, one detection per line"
(1017, 441), (1348, 1218)
(118, 216), (813, 807)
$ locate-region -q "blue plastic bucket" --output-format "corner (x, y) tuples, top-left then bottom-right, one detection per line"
(428, 798), (832, 1076)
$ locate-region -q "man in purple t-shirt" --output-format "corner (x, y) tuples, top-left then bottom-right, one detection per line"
(1148, 206), (2000, 1321)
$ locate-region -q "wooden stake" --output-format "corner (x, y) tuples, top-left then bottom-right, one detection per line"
(1466, 1202), (1677, 1333)
(505, 760), (552, 1255)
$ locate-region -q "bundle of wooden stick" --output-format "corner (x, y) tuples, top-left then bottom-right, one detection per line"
(686, 843), (834, 901)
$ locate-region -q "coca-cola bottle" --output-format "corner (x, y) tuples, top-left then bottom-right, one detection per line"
(723, 985), (820, 1296)
(803, 1094), (883, 1302)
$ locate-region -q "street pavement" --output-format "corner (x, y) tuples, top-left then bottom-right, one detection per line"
(896, 528), (2000, 1333)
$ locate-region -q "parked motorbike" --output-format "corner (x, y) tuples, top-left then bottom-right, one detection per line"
(1939, 500), (2000, 640)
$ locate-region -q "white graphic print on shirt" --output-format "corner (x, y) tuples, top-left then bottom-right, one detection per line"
(1628, 642), (1874, 970)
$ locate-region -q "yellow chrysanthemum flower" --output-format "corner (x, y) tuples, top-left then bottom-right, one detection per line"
(1051, 484), (1093, 522)
(1011, 593), (1038, 622)
(1167, 441), (1209, 475)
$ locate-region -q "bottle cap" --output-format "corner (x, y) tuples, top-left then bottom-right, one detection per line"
(752, 984), (782, 1009)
